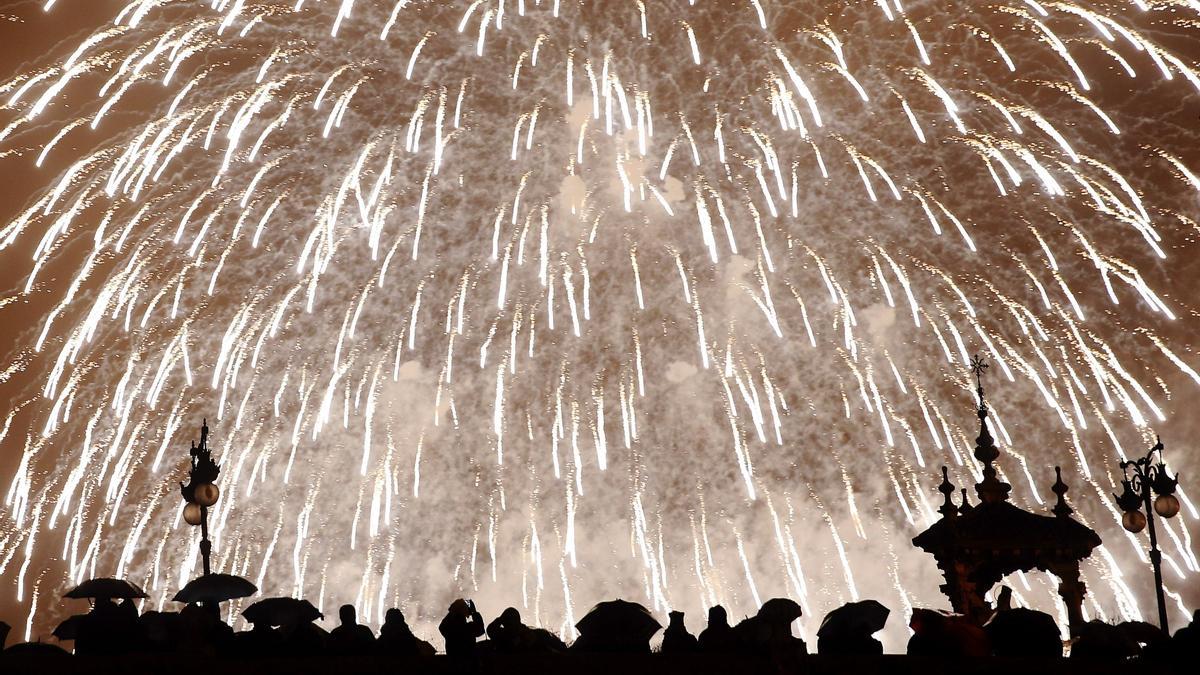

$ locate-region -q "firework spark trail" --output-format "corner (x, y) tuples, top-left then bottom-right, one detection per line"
(2, 0), (1200, 646)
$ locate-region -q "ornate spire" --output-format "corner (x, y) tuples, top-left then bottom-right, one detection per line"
(938, 466), (957, 519)
(959, 488), (973, 515)
(1051, 466), (1073, 517)
(970, 355), (1011, 504)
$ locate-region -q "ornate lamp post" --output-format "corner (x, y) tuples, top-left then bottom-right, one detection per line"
(180, 419), (221, 576)
(1114, 438), (1181, 633)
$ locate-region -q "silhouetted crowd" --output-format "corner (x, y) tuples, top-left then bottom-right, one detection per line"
(2, 588), (1198, 670)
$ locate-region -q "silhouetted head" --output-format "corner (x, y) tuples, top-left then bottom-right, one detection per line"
(708, 606), (728, 627)
(996, 585), (1013, 611)
(448, 598), (471, 617)
(500, 607), (521, 625)
(384, 608), (406, 626)
(340, 604), (357, 625)
(669, 611), (685, 626)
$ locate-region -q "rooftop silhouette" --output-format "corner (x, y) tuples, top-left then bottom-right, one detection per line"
(912, 356), (1101, 634)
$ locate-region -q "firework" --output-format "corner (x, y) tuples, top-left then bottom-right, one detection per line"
(1, 0), (1199, 648)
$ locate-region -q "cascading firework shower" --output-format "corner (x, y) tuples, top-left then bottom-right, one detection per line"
(2, 0), (1199, 647)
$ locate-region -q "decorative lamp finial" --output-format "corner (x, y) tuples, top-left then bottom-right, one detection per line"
(959, 488), (973, 515)
(969, 355), (1011, 504)
(938, 466), (957, 519)
(1051, 466), (1073, 517)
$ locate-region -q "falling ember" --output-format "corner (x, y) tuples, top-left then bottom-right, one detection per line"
(1, 0), (1199, 649)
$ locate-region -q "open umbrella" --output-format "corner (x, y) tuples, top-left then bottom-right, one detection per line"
(242, 598), (323, 627)
(51, 615), (87, 641)
(818, 600), (889, 638)
(758, 598), (803, 623)
(64, 578), (147, 600)
(1116, 620), (1166, 647)
(2, 642), (72, 659)
(575, 599), (661, 642)
(173, 574), (257, 604)
(1072, 620), (1139, 660)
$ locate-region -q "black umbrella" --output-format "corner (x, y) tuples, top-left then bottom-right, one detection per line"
(2, 642), (72, 658)
(817, 600), (889, 637)
(575, 599), (661, 641)
(1116, 620), (1167, 646)
(242, 598), (323, 627)
(51, 615), (87, 641)
(63, 578), (147, 600)
(173, 574), (257, 604)
(759, 598), (804, 623)
(1072, 619), (1140, 660)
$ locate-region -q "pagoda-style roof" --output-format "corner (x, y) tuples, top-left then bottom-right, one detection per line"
(913, 490), (1101, 562)
(911, 356), (1101, 633)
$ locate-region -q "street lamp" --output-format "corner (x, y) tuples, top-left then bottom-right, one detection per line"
(1115, 438), (1181, 633)
(180, 419), (221, 576)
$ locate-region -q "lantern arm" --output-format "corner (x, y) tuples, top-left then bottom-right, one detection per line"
(1113, 478), (1142, 513)
(1151, 465), (1178, 497)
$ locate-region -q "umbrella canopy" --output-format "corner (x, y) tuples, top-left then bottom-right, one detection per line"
(173, 574), (257, 604)
(758, 598), (803, 624)
(818, 600), (889, 638)
(1116, 620), (1167, 646)
(242, 598), (323, 627)
(64, 578), (147, 600)
(575, 599), (661, 641)
(2, 642), (72, 659)
(51, 615), (87, 641)
(1072, 620), (1140, 660)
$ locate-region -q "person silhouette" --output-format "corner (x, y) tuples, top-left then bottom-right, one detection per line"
(136, 610), (182, 653)
(698, 606), (736, 653)
(732, 598), (806, 666)
(329, 604), (375, 655)
(278, 616), (329, 657)
(377, 608), (435, 658)
(486, 607), (526, 653)
(231, 619), (282, 658)
(661, 610), (699, 653)
(439, 598), (485, 657)
(1171, 609), (1199, 665)
(995, 585), (1013, 611)
(817, 628), (883, 656)
(177, 602), (233, 657)
(907, 609), (988, 658)
(75, 597), (136, 655)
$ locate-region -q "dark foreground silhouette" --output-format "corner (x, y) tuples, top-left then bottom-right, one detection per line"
(3, 596), (1197, 675)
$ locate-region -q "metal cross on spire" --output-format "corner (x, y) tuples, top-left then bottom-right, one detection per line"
(969, 354), (989, 415)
